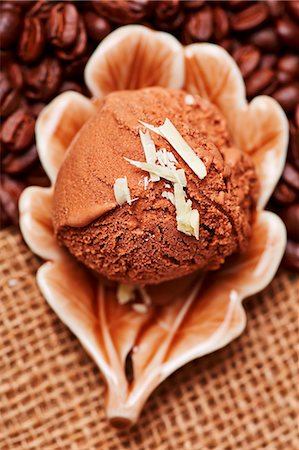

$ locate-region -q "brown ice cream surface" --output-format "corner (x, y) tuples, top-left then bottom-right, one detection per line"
(53, 87), (258, 286)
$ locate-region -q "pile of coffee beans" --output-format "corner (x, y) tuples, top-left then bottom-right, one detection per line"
(0, 0), (298, 270)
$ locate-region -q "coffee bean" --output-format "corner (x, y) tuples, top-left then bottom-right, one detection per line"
(0, 72), (20, 118)
(0, 175), (25, 225)
(24, 57), (62, 101)
(231, 3), (269, 32)
(55, 18), (87, 61)
(2, 145), (38, 175)
(226, 1), (254, 11)
(277, 70), (296, 85)
(63, 55), (89, 80)
(18, 16), (45, 63)
(272, 82), (299, 113)
(287, 0), (299, 22)
(248, 27), (280, 52)
(1, 109), (35, 152)
(280, 203), (299, 241)
(213, 6), (229, 40)
(92, 0), (152, 24)
(28, 0), (54, 21)
(0, 3), (21, 49)
(282, 162), (299, 191)
(233, 45), (261, 78)
(277, 54), (299, 76)
(259, 53), (277, 69)
(265, 0), (285, 18)
(7, 63), (24, 91)
(59, 81), (84, 94)
(276, 18), (299, 49)
(295, 104), (299, 128)
(283, 240), (299, 271)
(83, 11), (112, 43)
(273, 181), (297, 205)
(245, 68), (274, 97)
(184, 7), (213, 43)
(183, 1), (206, 10)
(48, 3), (79, 49)
(289, 122), (299, 170)
(261, 78), (279, 96)
(30, 102), (46, 118)
(154, 1), (185, 31)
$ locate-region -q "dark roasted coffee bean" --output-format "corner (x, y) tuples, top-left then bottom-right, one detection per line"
(219, 38), (240, 53)
(280, 204), (299, 241)
(213, 6), (229, 40)
(282, 162), (299, 190)
(295, 104), (299, 128)
(226, 1), (254, 11)
(0, 3), (21, 49)
(183, 1), (206, 10)
(48, 3), (79, 49)
(289, 121), (299, 170)
(273, 181), (297, 204)
(231, 3), (269, 32)
(245, 68), (274, 97)
(233, 45), (261, 78)
(30, 102), (46, 118)
(277, 70), (296, 85)
(83, 11), (111, 43)
(92, 0), (152, 24)
(24, 57), (62, 101)
(59, 80), (84, 94)
(0, 109), (35, 152)
(278, 54), (299, 76)
(55, 18), (87, 61)
(248, 27), (280, 52)
(287, 0), (299, 22)
(18, 16), (45, 63)
(259, 54), (278, 69)
(0, 175), (25, 225)
(0, 72), (20, 118)
(7, 63), (23, 91)
(265, 0), (285, 18)
(272, 83), (299, 113)
(2, 145), (38, 174)
(63, 55), (89, 79)
(261, 78), (279, 96)
(276, 19), (299, 49)
(28, 0), (54, 21)
(154, 1), (184, 31)
(184, 7), (213, 43)
(283, 240), (299, 271)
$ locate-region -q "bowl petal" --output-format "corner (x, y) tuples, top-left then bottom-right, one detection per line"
(36, 92), (97, 183)
(19, 186), (63, 261)
(184, 44), (288, 208)
(85, 25), (185, 98)
(33, 207), (285, 425)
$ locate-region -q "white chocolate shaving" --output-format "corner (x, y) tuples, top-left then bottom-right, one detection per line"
(140, 118), (207, 180)
(139, 130), (159, 182)
(173, 183), (199, 240)
(124, 158), (187, 187)
(117, 284), (136, 305)
(138, 120), (163, 136)
(159, 119), (207, 180)
(132, 303), (148, 314)
(185, 94), (195, 105)
(162, 191), (175, 205)
(113, 176), (132, 206)
(144, 176), (149, 190)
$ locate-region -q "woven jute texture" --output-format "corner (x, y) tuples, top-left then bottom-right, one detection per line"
(0, 227), (298, 450)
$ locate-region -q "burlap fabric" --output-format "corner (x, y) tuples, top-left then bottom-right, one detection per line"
(0, 227), (298, 450)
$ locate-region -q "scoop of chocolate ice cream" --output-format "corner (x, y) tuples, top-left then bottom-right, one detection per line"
(53, 87), (258, 285)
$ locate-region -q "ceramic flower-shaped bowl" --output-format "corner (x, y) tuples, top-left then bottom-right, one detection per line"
(19, 26), (288, 426)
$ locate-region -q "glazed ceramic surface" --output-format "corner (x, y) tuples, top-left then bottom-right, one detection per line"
(19, 26), (288, 425)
